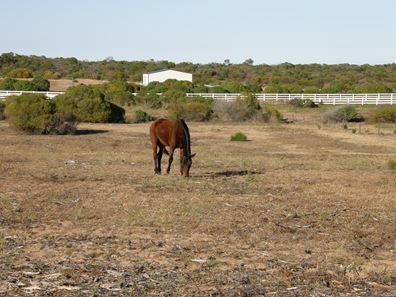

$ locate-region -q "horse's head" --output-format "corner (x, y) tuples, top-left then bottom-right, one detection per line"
(181, 153), (196, 177)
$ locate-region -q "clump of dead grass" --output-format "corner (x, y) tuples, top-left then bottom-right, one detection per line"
(387, 160), (396, 172)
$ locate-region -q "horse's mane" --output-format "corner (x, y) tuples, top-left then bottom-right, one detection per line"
(179, 119), (191, 157)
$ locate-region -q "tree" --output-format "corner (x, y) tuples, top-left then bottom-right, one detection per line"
(243, 58), (254, 66)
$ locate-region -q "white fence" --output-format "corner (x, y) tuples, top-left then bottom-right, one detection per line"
(187, 93), (395, 105)
(0, 90), (64, 100)
(1, 90), (395, 105)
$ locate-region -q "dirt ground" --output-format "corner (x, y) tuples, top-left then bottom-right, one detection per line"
(0, 116), (395, 296)
(48, 79), (108, 92)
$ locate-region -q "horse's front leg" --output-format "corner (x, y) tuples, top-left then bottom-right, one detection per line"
(166, 147), (175, 174)
(180, 148), (184, 176)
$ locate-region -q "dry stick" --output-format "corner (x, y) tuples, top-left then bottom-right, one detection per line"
(352, 235), (376, 252)
(273, 221), (297, 233)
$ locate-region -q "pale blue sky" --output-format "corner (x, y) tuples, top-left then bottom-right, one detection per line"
(1, 0), (395, 64)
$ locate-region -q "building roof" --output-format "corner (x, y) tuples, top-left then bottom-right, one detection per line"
(144, 69), (192, 75)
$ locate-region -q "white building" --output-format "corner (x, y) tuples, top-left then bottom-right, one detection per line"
(142, 69), (192, 86)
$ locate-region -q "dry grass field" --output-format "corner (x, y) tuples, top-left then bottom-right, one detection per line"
(48, 79), (109, 92)
(0, 112), (395, 296)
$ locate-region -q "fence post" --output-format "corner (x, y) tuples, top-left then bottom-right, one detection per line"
(263, 93), (266, 102)
(391, 93), (394, 105)
(376, 93), (380, 105)
(276, 93), (278, 102)
(333, 95), (336, 106)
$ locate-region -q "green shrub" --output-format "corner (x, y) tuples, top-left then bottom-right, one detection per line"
(167, 96), (214, 121)
(230, 132), (248, 141)
(322, 106), (364, 123)
(134, 92), (162, 109)
(0, 77), (50, 91)
(7, 68), (33, 78)
(14, 80), (35, 91)
(393, 127), (396, 134)
(0, 78), (17, 90)
(4, 94), (76, 134)
(351, 128), (357, 134)
(99, 80), (136, 106)
(134, 110), (154, 123)
(372, 106), (396, 123)
(31, 76), (50, 91)
(145, 79), (193, 93)
(55, 85), (125, 123)
(388, 160), (396, 171)
(289, 98), (318, 108)
(5, 94), (55, 132)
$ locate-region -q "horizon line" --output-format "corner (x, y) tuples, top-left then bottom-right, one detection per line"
(2, 52), (396, 67)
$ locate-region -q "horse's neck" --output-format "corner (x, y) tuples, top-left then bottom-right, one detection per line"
(179, 120), (191, 157)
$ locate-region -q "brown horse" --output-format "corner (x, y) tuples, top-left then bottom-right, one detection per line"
(150, 119), (196, 177)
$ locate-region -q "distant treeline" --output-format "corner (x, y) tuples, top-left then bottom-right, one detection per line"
(1, 52), (396, 93)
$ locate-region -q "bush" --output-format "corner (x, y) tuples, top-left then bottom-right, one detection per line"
(7, 68), (33, 78)
(4, 94), (76, 134)
(14, 80), (36, 91)
(322, 106), (364, 123)
(167, 96), (214, 121)
(134, 92), (162, 109)
(372, 106), (396, 123)
(0, 77), (50, 91)
(215, 96), (283, 122)
(216, 93), (262, 121)
(55, 85), (125, 123)
(289, 98), (318, 108)
(145, 79), (193, 93)
(134, 110), (154, 123)
(263, 105), (283, 122)
(230, 132), (248, 141)
(0, 101), (5, 120)
(388, 160), (396, 171)
(52, 112), (78, 135)
(109, 102), (125, 123)
(31, 76), (50, 91)
(99, 81), (136, 106)
(0, 78), (17, 90)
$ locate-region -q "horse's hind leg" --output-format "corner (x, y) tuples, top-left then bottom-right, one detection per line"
(157, 143), (165, 173)
(152, 141), (161, 174)
(166, 147), (175, 174)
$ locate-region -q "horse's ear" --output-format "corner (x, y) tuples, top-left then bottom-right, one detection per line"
(191, 153), (196, 158)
